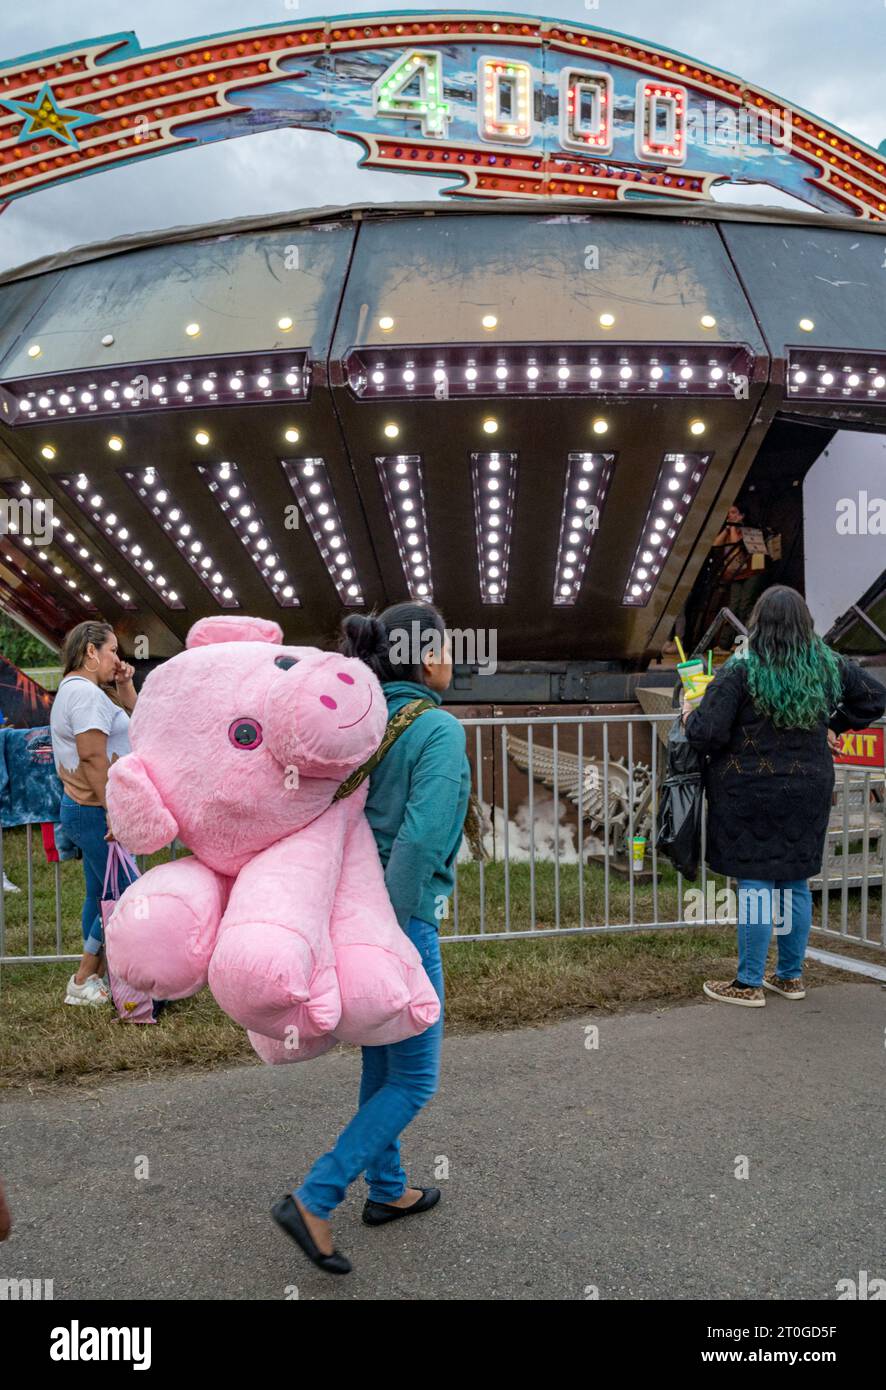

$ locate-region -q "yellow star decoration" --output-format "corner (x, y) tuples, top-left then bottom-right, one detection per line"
(0, 82), (99, 149)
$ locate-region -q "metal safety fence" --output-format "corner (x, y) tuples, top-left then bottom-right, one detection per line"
(1, 712), (884, 965)
(445, 713), (885, 949)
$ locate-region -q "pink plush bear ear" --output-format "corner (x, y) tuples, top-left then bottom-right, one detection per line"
(106, 752), (179, 855)
(186, 616), (283, 649)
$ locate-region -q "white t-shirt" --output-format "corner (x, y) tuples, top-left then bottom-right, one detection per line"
(50, 675), (131, 806)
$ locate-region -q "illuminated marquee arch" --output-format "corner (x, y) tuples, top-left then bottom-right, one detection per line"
(0, 10), (884, 218)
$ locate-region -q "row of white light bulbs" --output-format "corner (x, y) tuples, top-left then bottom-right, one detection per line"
(134, 469), (235, 601)
(475, 455), (512, 598)
(34, 449), (691, 611)
(373, 363), (727, 385)
(21, 370), (304, 414)
(64, 459), (352, 610)
(792, 367), (886, 389)
(70, 475), (184, 604)
(296, 460), (362, 602)
(211, 464), (294, 601)
(386, 449), (690, 605)
(21, 312), (724, 367)
(35, 418), (707, 464)
(15, 484), (131, 605)
(36, 426), (302, 462)
(378, 417), (707, 438)
(373, 313), (720, 333)
(557, 456), (601, 596)
(388, 458), (431, 598)
(629, 457), (697, 596)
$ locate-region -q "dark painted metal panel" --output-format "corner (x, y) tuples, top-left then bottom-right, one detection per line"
(720, 222), (886, 357)
(0, 222), (357, 380)
(332, 212), (768, 352)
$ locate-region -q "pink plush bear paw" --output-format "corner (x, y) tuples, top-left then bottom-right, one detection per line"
(247, 1029), (339, 1065)
(105, 859), (228, 1000)
(333, 944), (441, 1046)
(208, 922), (341, 1042)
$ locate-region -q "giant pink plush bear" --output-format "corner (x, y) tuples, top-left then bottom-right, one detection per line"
(104, 615), (440, 1063)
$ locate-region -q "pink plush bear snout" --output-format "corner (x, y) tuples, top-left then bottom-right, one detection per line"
(264, 651), (386, 779)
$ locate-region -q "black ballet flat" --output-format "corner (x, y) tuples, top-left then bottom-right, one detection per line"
(362, 1186), (442, 1226)
(271, 1194), (352, 1275)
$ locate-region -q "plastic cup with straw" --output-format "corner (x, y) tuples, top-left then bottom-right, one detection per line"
(675, 636), (705, 696)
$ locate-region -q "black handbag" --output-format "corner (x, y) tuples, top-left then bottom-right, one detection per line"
(655, 717), (704, 881)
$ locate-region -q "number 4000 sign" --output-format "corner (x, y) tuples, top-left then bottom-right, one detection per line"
(372, 49), (688, 165)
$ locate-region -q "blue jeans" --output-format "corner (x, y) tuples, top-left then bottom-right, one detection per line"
(295, 916), (444, 1219)
(59, 793), (131, 956)
(736, 879), (812, 988)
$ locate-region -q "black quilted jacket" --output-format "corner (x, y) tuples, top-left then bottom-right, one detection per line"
(684, 656), (886, 881)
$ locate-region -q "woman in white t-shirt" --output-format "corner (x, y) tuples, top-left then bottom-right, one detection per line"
(50, 621), (137, 1005)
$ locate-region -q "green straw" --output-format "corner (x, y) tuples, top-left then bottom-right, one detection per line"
(707, 649), (713, 676)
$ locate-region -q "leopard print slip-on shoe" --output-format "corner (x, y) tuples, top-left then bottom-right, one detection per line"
(762, 974), (806, 1000)
(703, 979), (766, 1007)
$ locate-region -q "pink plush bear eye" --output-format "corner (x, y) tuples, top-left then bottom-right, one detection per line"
(319, 696), (337, 710)
(337, 673), (355, 684)
(229, 718), (263, 749)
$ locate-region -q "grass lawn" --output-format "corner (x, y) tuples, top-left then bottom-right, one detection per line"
(0, 826), (881, 1093)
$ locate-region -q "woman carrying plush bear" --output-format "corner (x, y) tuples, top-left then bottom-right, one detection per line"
(273, 601), (471, 1274)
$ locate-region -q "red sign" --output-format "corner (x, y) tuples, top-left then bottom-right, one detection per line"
(833, 728), (885, 768)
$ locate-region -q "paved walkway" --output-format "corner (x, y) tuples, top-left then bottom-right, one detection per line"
(2, 983), (883, 1300)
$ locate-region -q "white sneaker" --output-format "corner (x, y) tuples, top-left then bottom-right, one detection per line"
(2, 872), (20, 894)
(64, 974), (111, 1006)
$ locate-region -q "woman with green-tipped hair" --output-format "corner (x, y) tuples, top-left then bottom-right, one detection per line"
(683, 585), (885, 1008)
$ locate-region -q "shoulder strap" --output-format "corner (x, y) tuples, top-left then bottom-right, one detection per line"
(332, 698), (435, 803)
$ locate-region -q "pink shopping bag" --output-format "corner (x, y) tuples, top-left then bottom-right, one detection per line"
(101, 841), (156, 1024)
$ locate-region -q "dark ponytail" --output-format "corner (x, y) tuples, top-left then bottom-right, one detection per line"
(340, 614), (391, 673)
(340, 602), (446, 685)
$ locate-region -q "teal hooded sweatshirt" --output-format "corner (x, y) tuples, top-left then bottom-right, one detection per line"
(364, 681), (471, 930)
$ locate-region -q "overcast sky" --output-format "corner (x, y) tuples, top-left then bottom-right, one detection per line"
(1, 0), (884, 271)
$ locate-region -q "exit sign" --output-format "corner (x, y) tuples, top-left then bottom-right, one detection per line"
(833, 728), (885, 768)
